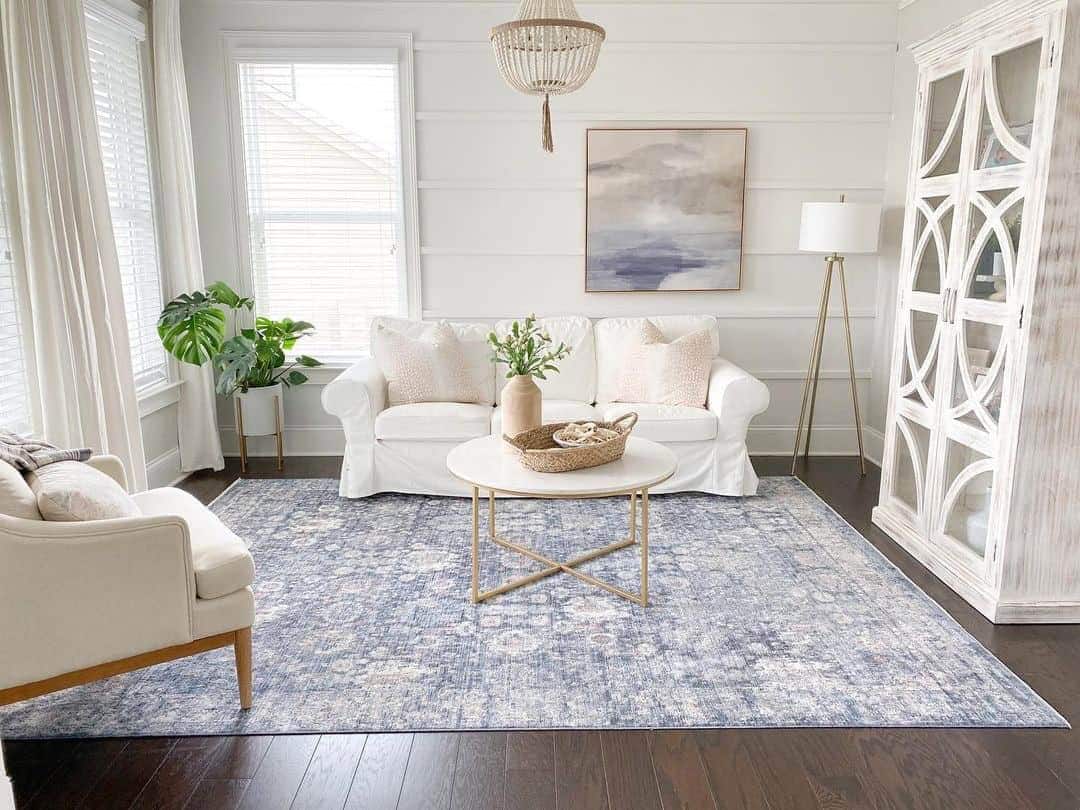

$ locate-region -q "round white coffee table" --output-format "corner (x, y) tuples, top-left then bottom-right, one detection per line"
(446, 435), (677, 607)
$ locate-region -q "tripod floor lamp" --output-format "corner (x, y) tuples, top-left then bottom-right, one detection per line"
(793, 198), (882, 476)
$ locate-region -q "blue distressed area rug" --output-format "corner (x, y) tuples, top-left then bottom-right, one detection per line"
(0, 477), (1066, 737)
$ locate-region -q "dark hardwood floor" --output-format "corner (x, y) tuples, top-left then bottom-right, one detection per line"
(4, 455), (1079, 809)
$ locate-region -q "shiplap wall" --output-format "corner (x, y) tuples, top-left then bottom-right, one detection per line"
(179, 0), (899, 460)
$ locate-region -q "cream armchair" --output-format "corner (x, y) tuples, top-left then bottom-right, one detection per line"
(0, 456), (255, 709)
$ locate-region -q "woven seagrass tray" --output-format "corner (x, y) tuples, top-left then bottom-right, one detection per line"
(503, 413), (638, 473)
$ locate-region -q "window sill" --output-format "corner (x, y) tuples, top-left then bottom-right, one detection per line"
(301, 364), (351, 385)
(137, 380), (183, 418)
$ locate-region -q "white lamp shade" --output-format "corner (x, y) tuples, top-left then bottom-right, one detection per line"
(799, 202), (882, 254)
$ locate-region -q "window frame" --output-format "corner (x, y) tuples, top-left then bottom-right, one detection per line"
(222, 31), (422, 366)
(84, 0), (177, 400)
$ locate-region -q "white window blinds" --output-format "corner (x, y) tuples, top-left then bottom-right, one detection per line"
(236, 60), (406, 360)
(85, 5), (169, 391)
(0, 159), (31, 435)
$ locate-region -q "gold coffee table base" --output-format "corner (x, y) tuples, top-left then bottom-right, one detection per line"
(470, 486), (650, 607)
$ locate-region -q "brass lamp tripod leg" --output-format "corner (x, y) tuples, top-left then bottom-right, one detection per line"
(838, 258), (867, 476)
(791, 253), (866, 476)
(792, 257), (834, 474)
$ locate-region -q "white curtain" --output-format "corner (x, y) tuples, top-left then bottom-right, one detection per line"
(151, 0), (224, 472)
(0, 0), (148, 490)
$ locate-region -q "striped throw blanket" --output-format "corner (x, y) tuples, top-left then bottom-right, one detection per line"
(0, 431), (91, 472)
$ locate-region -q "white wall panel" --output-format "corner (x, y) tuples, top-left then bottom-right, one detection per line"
(419, 187), (884, 256)
(415, 49), (895, 114)
(418, 119), (890, 187)
(180, 0), (899, 462)
(420, 253), (879, 320)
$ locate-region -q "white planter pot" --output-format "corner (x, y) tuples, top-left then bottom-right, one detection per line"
(235, 383), (284, 437)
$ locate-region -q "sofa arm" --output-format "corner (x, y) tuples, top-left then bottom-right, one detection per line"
(321, 358), (387, 427)
(706, 357), (770, 423)
(0, 513), (196, 689)
(86, 454), (128, 492)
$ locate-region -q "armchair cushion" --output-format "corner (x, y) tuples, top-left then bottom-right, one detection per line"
(133, 487), (254, 600)
(28, 461), (140, 521)
(375, 403), (493, 442)
(0, 462), (41, 520)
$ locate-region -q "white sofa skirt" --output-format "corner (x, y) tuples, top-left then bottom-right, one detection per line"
(338, 434), (759, 499)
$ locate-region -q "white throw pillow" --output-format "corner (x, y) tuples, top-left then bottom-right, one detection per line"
(0, 462), (42, 520)
(616, 321), (713, 408)
(27, 461), (140, 522)
(373, 321), (486, 406)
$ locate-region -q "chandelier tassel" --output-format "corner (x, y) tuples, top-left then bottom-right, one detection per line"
(541, 94), (554, 153)
(490, 0), (605, 155)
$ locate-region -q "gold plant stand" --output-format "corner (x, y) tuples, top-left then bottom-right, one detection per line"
(234, 395), (284, 474)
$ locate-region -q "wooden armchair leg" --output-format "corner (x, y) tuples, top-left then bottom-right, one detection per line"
(234, 627), (253, 710)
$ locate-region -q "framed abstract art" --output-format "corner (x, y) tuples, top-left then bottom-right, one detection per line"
(585, 128), (747, 292)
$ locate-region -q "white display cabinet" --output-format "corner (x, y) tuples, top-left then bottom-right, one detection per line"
(873, 0), (1080, 622)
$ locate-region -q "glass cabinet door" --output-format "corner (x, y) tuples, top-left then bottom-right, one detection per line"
(884, 65), (967, 522)
(929, 31), (1048, 564)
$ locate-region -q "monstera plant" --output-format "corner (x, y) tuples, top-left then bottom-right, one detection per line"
(158, 282), (323, 448)
(157, 281), (322, 395)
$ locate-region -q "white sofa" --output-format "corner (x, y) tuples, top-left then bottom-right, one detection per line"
(322, 315), (770, 498)
(0, 456), (255, 708)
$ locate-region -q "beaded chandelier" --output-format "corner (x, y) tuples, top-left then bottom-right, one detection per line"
(490, 0), (606, 153)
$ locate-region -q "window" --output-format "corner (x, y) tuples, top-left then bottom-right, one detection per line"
(233, 53), (415, 360)
(85, 2), (169, 391)
(0, 158), (31, 435)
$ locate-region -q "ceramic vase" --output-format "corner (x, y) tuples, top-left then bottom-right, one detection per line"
(235, 382), (284, 436)
(502, 374), (542, 442)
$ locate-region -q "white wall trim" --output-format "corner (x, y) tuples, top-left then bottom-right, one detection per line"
(420, 307), (877, 320)
(195, 0), (900, 7)
(416, 111), (892, 123)
(137, 380), (183, 418)
(419, 247), (871, 258)
(146, 447), (184, 489)
(281, 364), (875, 385)
(863, 425), (885, 466)
(415, 41), (898, 53)
(418, 179), (886, 192)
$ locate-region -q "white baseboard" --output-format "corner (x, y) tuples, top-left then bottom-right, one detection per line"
(748, 425), (884, 463)
(146, 447), (184, 489)
(219, 425), (346, 457)
(863, 425), (885, 467)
